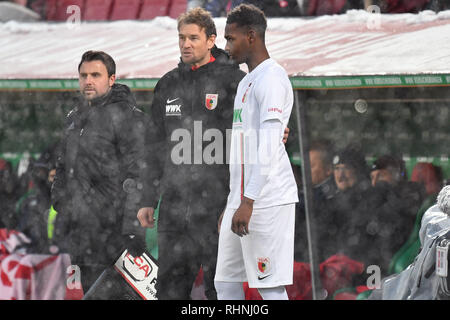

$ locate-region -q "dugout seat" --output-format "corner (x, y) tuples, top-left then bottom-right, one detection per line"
(46, 0), (85, 21)
(84, 0), (113, 21)
(139, 0), (170, 19)
(109, 0), (142, 20)
(168, 0), (187, 19)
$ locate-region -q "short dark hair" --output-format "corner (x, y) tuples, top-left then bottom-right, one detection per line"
(226, 4), (267, 40)
(333, 144), (369, 180)
(371, 154), (407, 182)
(78, 50), (116, 77)
(177, 7), (217, 38)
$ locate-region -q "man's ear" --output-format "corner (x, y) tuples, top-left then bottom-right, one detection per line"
(326, 165), (333, 177)
(247, 29), (256, 44)
(207, 34), (217, 50)
(109, 74), (116, 87)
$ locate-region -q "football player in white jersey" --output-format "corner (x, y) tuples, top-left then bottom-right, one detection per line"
(214, 4), (299, 300)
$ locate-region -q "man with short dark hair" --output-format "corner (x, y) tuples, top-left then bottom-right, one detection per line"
(333, 145), (370, 193)
(77, 50), (117, 100)
(52, 50), (148, 292)
(214, 4), (298, 300)
(294, 139), (338, 262)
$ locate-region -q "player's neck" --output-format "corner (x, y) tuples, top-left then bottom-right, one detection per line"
(247, 47), (270, 73)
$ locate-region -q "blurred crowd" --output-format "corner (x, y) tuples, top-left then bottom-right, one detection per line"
(1, 0), (450, 22)
(1, 137), (448, 299)
(292, 140), (448, 296)
(0, 144), (58, 253)
(189, 0), (450, 17)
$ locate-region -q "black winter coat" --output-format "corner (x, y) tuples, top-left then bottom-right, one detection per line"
(144, 46), (246, 231)
(17, 180), (51, 252)
(52, 84), (148, 266)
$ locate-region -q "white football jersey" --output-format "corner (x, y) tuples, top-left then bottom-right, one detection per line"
(227, 58), (299, 209)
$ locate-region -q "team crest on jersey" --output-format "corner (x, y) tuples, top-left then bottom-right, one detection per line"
(205, 94), (218, 110)
(242, 83), (252, 103)
(257, 257), (271, 276)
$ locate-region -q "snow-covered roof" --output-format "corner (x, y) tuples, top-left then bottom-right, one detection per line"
(2, 10), (450, 83)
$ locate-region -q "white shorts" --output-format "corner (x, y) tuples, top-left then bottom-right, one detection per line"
(214, 203), (295, 288)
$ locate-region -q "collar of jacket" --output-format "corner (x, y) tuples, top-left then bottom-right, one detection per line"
(315, 176), (338, 200)
(80, 83), (134, 109)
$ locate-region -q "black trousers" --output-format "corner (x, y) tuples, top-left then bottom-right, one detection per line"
(78, 264), (107, 294)
(156, 226), (219, 300)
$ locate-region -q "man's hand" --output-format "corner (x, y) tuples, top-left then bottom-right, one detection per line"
(231, 197), (254, 237)
(137, 207), (156, 228)
(283, 127), (290, 144)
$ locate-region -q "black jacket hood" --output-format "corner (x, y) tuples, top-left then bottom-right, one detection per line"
(87, 83), (136, 108)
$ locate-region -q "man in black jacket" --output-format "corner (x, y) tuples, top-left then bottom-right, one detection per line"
(295, 139), (338, 263)
(137, 8), (246, 300)
(16, 143), (58, 253)
(52, 51), (148, 292)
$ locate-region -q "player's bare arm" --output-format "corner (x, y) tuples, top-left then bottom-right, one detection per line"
(231, 196), (254, 237)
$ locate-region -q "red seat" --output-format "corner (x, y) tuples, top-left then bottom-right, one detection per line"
(84, 0), (113, 21)
(168, 0), (187, 19)
(45, 0), (58, 20)
(411, 162), (443, 196)
(110, 0), (142, 20)
(139, 0), (170, 19)
(46, 0), (85, 21)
